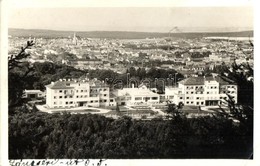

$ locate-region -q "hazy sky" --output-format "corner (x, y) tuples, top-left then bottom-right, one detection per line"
(9, 7), (253, 32)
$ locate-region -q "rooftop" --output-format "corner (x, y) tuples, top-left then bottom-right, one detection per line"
(179, 75), (236, 85)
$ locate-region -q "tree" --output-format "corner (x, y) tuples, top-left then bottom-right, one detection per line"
(8, 41), (35, 108)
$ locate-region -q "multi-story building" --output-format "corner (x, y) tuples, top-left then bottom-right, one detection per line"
(114, 84), (160, 106)
(165, 75), (237, 106)
(45, 78), (116, 109)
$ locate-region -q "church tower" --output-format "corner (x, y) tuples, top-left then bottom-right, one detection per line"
(73, 32), (77, 45)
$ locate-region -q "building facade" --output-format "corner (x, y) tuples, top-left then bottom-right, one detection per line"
(165, 75), (237, 106)
(45, 78), (116, 109)
(114, 84), (160, 106)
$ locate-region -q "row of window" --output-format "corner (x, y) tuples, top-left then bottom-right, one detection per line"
(54, 88), (108, 93)
(206, 91), (218, 94)
(207, 86), (218, 89)
(186, 101), (204, 105)
(90, 89), (107, 92)
(221, 91), (236, 94)
(186, 91), (203, 94)
(134, 97), (159, 101)
(186, 86), (204, 90)
(54, 96), (73, 99)
(53, 94), (107, 99)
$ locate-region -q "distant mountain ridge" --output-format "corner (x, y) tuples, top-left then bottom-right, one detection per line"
(9, 28), (253, 39)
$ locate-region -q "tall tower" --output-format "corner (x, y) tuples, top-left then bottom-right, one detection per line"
(73, 32), (77, 45)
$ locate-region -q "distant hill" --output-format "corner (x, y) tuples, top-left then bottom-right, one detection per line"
(9, 28), (253, 39)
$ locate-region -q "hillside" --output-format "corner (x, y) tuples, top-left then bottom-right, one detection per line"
(9, 28), (253, 39)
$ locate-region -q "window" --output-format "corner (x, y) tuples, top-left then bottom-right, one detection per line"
(70, 101), (73, 104)
(110, 99), (114, 102)
(191, 101), (194, 104)
(95, 100), (98, 103)
(186, 97), (189, 99)
(135, 97), (142, 100)
(104, 94), (107, 97)
(104, 89), (107, 91)
(152, 97), (158, 100)
(65, 96), (67, 99)
(186, 92), (189, 94)
(70, 96), (73, 98)
(81, 90), (84, 92)
(76, 96), (79, 98)
(196, 97), (199, 100)
(104, 100), (107, 102)
(207, 92), (209, 94)
(59, 96), (62, 98)
(54, 96), (56, 99)
(191, 92), (194, 94)
(186, 102), (189, 104)
(59, 90), (62, 93)
(180, 97), (183, 99)
(66, 102), (68, 104)
(54, 102), (56, 105)
(197, 102), (199, 105)
(76, 90), (78, 93)
(85, 90), (88, 92)
(201, 102), (204, 105)
(90, 101), (93, 103)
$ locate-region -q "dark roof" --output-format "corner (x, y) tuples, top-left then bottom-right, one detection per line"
(214, 75), (236, 85)
(179, 75), (236, 85)
(179, 77), (204, 85)
(46, 81), (74, 89)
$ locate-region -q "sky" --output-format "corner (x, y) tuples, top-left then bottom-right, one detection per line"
(8, 7), (253, 32)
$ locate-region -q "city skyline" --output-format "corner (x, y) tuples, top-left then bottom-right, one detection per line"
(9, 7), (253, 33)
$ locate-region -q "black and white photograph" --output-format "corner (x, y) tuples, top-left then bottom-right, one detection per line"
(1, 0), (258, 165)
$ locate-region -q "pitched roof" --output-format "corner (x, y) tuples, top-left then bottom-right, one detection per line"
(179, 77), (205, 85)
(46, 81), (74, 89)
(179, 75), (236, 86)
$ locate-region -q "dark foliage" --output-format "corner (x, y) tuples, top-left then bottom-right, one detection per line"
(9, 109), (252, 159)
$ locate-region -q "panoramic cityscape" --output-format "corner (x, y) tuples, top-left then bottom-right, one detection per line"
(7, 6), (253, 161)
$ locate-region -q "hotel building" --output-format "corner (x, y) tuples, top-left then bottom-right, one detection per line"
(45, 78), (116, 109)
(165, 75), (237, 106)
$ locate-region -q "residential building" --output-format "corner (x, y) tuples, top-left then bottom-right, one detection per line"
(45, 78), (116, 109)
(22, 90), (46, 99)
(165, 75), (237, 106)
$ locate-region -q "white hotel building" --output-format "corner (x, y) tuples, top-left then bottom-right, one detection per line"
(165, 75), (237, 106)
(46, 78), (116, 109)
(114, 84), (160, 106)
